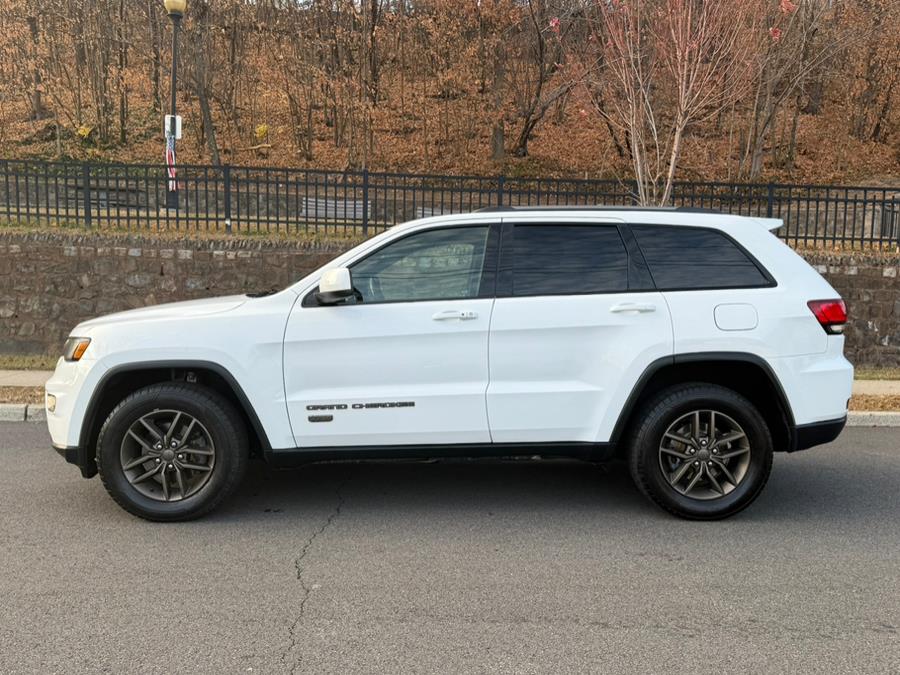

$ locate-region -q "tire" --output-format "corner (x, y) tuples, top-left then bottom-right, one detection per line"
(96, 383), (249, 521)
(627, 383), (773, 520)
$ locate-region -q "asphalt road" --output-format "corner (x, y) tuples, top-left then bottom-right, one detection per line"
(1, 424), (898, 674)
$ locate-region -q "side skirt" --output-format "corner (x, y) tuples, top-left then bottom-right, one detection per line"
(264, 441), (615, 468)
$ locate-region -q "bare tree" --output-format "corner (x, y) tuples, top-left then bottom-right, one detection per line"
(183, 0), (221, 165)
(506, 0), (576, 157)
(584, 0), (759, 205)
(0, 0), (897, 179)
(736, 0), (832, 179)
(845, 0), (900, 144)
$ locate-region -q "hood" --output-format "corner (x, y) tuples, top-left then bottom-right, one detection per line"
(75, 295), (248, 331)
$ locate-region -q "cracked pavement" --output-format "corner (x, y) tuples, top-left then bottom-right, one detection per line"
(1, 423), (899, 673)
(283, 473), (351, 674)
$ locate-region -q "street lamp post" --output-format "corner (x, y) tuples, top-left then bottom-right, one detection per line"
(163, 0), (186, 210)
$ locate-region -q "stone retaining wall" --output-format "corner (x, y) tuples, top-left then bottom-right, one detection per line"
(1, 230), (897, 367)
(0, 231), (355, 355)
(801, 251), (899, 367)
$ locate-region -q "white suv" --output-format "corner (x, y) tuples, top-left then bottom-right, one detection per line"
(46, 207), (853, 521)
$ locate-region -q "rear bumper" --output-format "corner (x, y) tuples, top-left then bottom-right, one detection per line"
(791, 416), (846, 452)
(769, 343), (853, 427)
(53, 443), (97, 478)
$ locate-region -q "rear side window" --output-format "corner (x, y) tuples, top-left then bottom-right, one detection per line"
(510, 225), (628, 296)
(631, 225), (771, 290)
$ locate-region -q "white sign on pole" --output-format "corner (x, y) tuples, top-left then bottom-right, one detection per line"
(164, 114), (183, 140)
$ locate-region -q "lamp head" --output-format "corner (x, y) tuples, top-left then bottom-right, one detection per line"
(163, 0), (186, 18)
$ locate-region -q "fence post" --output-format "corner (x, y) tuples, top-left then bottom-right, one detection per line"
(82, 162), (92, 228)
(223, 164), (232, 233)
(497, 175), (505, 207)
(766, 182), (775, 218)
(2, 160), (9, 223)
(361, 168), (369, 236)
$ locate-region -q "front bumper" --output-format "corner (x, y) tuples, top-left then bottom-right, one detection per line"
(791, 416), (847, 452)
(53, 443), (97, 478)
(45, 356), (106, 451)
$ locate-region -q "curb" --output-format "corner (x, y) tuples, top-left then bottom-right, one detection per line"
(0, 404), (27, 422)
(27, 406), (46, 422)
(846, 411), (900, 427)
(0, 404), (45, 422)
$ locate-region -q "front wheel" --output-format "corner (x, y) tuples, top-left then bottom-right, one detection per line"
(96, 383), (248, 521)
(628, 383), (773, 520)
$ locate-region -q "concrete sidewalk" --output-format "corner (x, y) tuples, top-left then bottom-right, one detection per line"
(3, 370), (900, 396)
(0, 370), (54, 387)
(853, 379), (900, 396)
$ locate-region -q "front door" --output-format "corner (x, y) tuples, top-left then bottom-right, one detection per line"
(284, 224), (498, 448)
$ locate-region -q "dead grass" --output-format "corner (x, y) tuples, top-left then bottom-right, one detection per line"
(0, 386), (44, 405)
(848, 394), (900, 412)
(2, 213), (899, 254)
(0, 355), (58, 371)
(855, 368), (900, 381)
(0, 215), (375, 243)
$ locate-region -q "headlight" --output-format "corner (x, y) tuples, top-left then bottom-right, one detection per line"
(63, 337), (91, 362)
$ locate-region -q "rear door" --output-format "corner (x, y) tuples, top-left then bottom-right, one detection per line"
(486, 217), (673, 444)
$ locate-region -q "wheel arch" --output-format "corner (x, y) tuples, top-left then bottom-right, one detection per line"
(80, 360), (272, 466)
(610, 352), (795, 454)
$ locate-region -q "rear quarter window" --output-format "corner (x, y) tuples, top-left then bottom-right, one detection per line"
(631, 225), (773, 290)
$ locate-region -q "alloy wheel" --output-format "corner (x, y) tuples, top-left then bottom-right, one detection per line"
(658, 409), (751, 500)
(119, 409), (216, 502)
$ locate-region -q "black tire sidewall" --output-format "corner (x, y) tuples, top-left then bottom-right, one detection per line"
(97, 384), (247, 521)
(631, 385), (773, 520)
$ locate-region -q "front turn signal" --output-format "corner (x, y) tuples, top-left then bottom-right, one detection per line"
(63, 337), (91, 362)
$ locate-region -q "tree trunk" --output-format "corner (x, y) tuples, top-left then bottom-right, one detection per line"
(512, 116), (536, 157)
(660, 123), (684, 206)
(117, 0), (128, 145)
(785, 97), (801, 171)
(491, 122), (505, 161)
(198, 88), (221, 166)
(25, 16), (49, 121)
(148, 1), (161, 111)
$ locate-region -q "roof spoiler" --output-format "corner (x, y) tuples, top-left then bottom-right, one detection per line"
(754, 218), (784, 231)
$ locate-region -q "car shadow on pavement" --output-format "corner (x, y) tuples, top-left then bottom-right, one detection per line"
(219, 458), (650, 523)
(207, 447), (899, 526)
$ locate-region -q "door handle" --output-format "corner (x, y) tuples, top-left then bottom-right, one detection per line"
(432, 310), (478, 321)
(610, 302), (657, 314)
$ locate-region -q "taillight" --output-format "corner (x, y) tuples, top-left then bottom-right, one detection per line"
(807, 299), (847, 334)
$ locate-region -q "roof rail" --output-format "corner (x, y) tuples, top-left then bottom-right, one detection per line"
(673, 206), (723, 214)
(474, 205), (723, 215)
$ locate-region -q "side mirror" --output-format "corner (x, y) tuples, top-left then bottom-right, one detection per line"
(316, 267), (355, 305)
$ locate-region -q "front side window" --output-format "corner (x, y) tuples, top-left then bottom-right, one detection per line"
(510, 224), (629, 296)
(350, 226), (490, 303)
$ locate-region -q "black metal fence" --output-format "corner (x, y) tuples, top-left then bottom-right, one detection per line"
(1, 158), (898, 247)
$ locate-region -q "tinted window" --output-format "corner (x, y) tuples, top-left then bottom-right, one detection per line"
(350, 226), (489, 303)
(632, 225), (770, 290)
(511, 225), (628, 296)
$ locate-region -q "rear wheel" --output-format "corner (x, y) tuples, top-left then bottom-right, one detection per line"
(628, 383), (773, 519)
(96, 383), (248, 521)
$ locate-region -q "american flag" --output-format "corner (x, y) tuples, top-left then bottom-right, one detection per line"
(165, 133), (177, 192)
